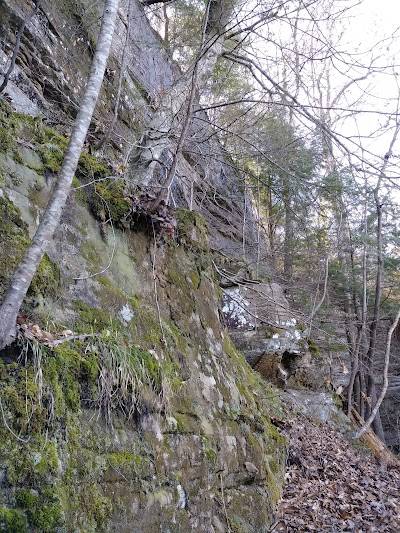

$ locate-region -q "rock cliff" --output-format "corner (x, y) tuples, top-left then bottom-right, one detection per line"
(1, 1), (399, 530)
(0, 103), (287, 531)
(0, 1), (288, 531)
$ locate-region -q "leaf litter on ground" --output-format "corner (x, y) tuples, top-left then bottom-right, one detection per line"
(271, 396), (400, 532)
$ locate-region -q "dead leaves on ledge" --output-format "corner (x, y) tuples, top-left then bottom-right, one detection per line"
(17, 316), (94, 348)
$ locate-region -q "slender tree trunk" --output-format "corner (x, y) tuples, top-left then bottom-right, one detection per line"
(354, 373), (361, 414)
(361, 126), (400, 435)
(348, 196), (367, 415)
(359, 360), (367, 419)
(0, 1), (42, 94)
(266, 173), (276, 270)
(354, 307), (400, 440)
(365, 200), (383, 380)
(364, 190), (384, 431)
(283, 192), (293, 281)
(0, 0), (119, 350)
(369, 375), (386, 443)
(163, 4), (170, 52)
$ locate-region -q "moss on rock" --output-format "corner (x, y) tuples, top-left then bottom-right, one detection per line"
(87, 177), (130, 224)
(72, 300), (112, 333)
(0, 507), (27, 532)
(176, 208), (210, 252)
(0, 105), (287, 531)
(28, 253), (61, 299)
(15, 488), (64, 532)
(0, 192), (30, 296)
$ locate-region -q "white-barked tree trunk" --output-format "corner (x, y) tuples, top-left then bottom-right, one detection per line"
(0, 0), (120, 350)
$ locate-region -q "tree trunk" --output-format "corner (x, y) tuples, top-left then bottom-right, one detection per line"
(0, 0), (119, 350)
(354, 307), (400, 441)
(266, 174), (277, 270)
(283, 194), (294, 281)
(354, 373), (361, 414)
(369, 377), (386, 444)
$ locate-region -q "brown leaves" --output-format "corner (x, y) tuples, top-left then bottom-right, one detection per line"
(19, 320), (54, 346)
(272, 404), (400, 532)
(16, 318), (93, 348)
(123, 192), (177, 237)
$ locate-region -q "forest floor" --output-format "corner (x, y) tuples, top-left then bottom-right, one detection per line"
(271, 399), (400, 532)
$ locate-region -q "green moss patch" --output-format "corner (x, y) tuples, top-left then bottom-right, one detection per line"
(0, 99), (22, 152)
(0, 192), (30, 296)
(15, 488), (64, 532)
(28, 253), (61, 299)
(72, 300), (112, 333)
(0, 507), (27, 533)
(176, 208), (210, 252)
(87, 177), (130, 224)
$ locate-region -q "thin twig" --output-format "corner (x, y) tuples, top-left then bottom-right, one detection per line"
(52, 333), (98, 346)
(151, 221), (167, 346)
(107, 459), (129, 481)
(71, 174), (125, 190)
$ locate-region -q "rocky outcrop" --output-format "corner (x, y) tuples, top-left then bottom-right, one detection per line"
(0, 0), (261, 263)
(221, 280), (323, 388)
(0, 1), (359, 530)
(0, 90), (286, 531)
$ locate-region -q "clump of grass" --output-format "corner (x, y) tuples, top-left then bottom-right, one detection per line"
(2, 329), (177, 437)
(89, 332), (173, 422)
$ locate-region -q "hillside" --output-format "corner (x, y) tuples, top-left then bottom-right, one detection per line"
(0, 0), (399, 531)
(274, 395), (400, 531)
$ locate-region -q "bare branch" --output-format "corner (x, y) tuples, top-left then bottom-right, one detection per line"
(354, 307), (400, 440)
(0, 0), (42, 94)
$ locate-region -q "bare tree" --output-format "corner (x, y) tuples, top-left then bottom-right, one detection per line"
(0, 0), (120, 350)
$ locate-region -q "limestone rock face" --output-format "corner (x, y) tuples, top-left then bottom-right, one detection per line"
(0, 0), (261, 263)
(0, 2), (288, 529)
(286, 390), (345, 424)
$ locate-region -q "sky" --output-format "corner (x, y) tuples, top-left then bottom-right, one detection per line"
(307, 0), (400, 175)
(150, 0), (400, 177)
(343, 0), (400, 136)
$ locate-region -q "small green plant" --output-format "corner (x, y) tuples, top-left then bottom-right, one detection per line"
(203, 447), (217, 462)
(91, 332), (174, 422)
(15, 488), (64, 532)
